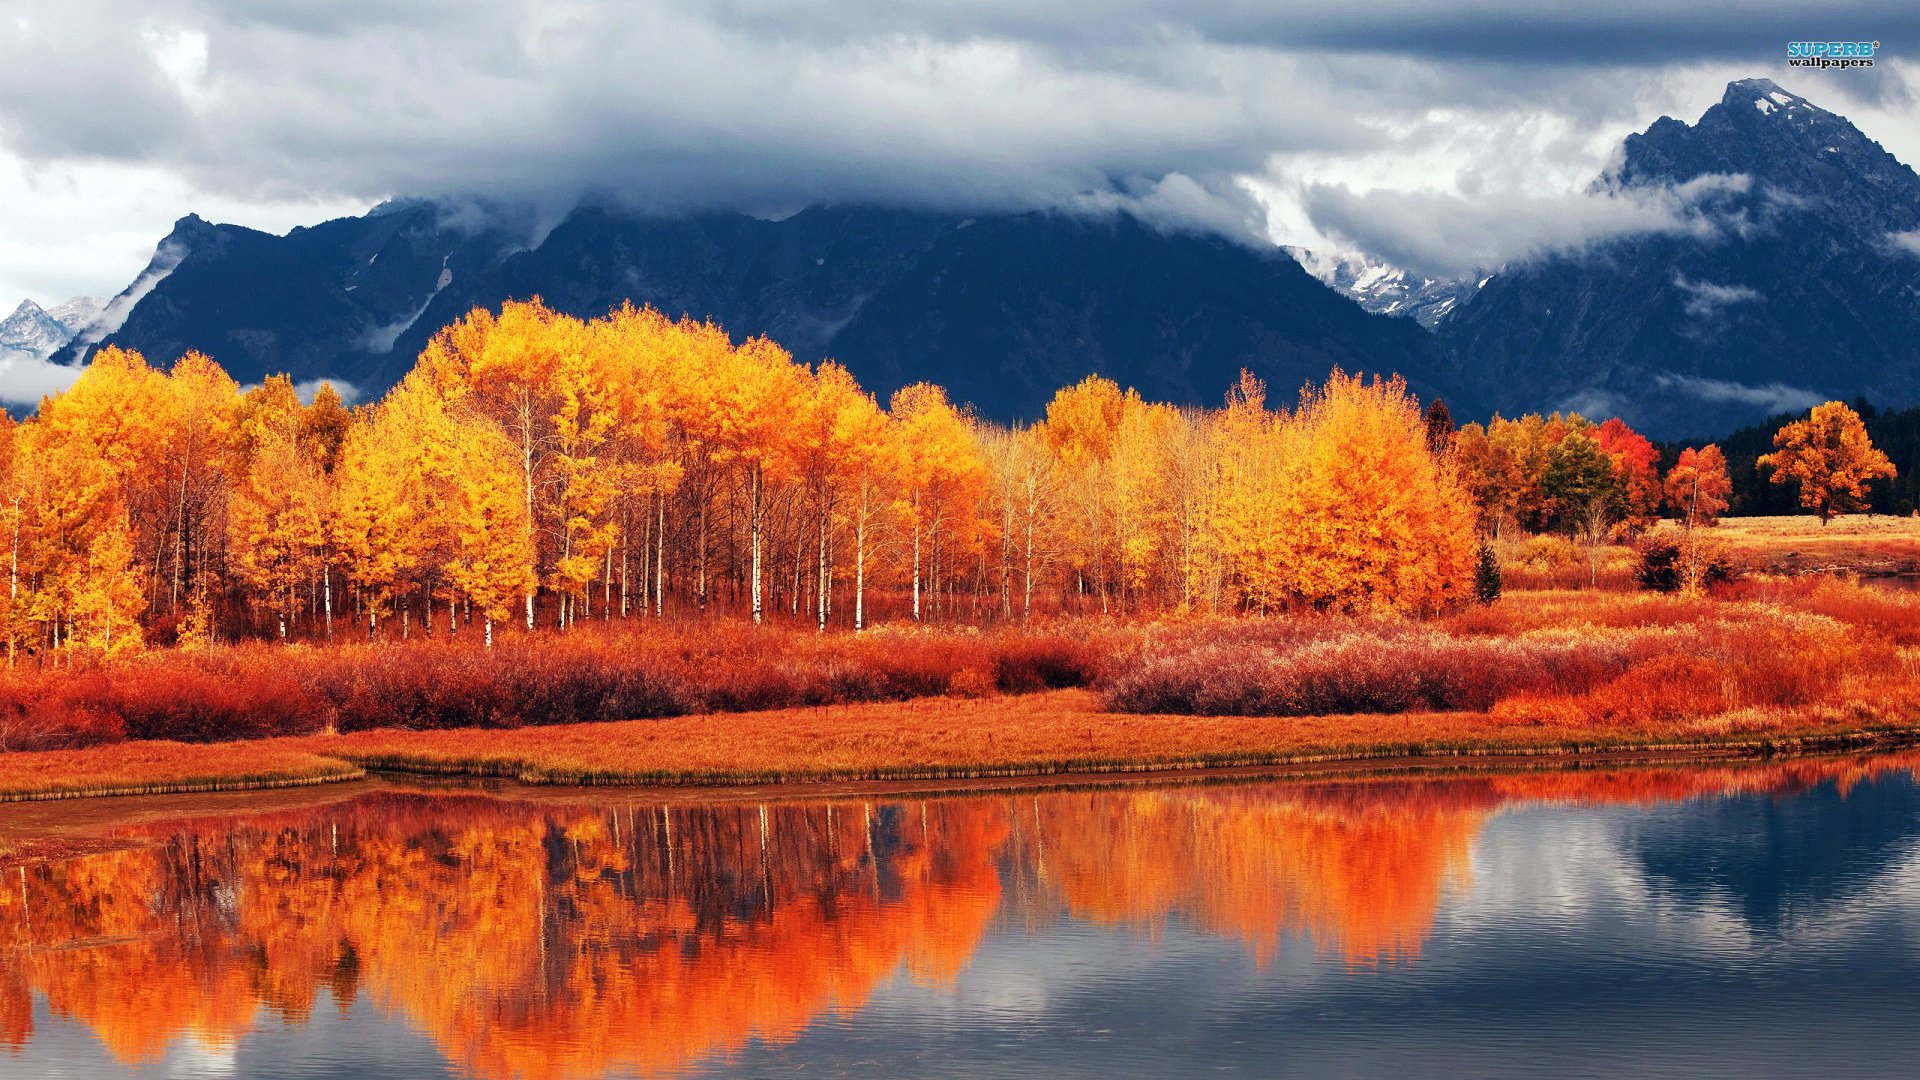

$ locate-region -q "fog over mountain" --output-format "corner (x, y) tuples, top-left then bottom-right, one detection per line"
(18, 75), (1919, 435)
(1440, 78), (1920, 436)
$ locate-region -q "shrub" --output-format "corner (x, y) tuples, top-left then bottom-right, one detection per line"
(1103, 620), (1631, 716)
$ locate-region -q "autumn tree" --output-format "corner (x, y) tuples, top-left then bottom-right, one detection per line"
(890, 384), (988, 622)
(1209, 372), (1290, 612)
(441, 416), (538, 647)
(1664, 445), (1733, 529)
(1758, 401), (1897, 524)
(229, 377), (329, 639)
(1592, 417), (1661, 531)
(1041, 376), (1128, 612)
(1543, 429), (1618, 586)
(1275, 371), (1475, 614)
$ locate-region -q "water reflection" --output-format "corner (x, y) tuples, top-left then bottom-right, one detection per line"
(3, 752), (1919, 1078)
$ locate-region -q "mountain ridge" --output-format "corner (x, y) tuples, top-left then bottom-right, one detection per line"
(31, 77), (1920, 437)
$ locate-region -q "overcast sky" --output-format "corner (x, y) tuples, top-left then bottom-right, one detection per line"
(2, 0), (1918, 305)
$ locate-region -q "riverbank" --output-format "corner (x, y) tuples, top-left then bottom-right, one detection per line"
(5, 686), (1919, 802)
(7, 576), (1920, 802)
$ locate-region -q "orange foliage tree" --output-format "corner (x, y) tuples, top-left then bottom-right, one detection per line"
(1758, 401), (1897, 524)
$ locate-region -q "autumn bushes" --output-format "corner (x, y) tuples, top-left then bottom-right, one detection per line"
(1100, 584), (1906, 726)
(1104, 620), (1632, 716)
(0, 622), (1113, 751)
(3, 580), (1914, 760)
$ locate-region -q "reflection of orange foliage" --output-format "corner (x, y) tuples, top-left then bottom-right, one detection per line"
(0, 795), (1005, 1079)
(4, 751), (1920, 1074)
(1024, 784), (1491, 967)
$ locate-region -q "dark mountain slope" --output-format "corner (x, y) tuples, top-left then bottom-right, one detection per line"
(1441, 78), (1920, 437)
(57, 203), (1458, 419)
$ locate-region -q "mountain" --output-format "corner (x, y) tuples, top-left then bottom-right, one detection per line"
(0, 296), (102, 361)
(1440, 78), (1920, 436)
(51, 202), (1459, 420)
(0, 300), (70, 360)
(1286, 248), (1480, 329)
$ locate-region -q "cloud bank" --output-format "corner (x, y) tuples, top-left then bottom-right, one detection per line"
(0, 0), (1917, 303)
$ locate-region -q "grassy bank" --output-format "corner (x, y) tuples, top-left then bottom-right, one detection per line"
(0, 742), (363, 802)
(5, 684), (1918, 801)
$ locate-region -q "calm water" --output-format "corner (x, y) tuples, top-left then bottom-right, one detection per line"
(5, 754), (1920, 1079)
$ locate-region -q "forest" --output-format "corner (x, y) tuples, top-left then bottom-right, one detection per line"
(3, 298), (1811, 656)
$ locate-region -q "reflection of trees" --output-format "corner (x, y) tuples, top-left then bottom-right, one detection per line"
(2, 751), (1916, 1076)
(0, 796), (1006, 1079)
(1010, 783), (1494, 967)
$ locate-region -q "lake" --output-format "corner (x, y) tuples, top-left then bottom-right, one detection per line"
(4, 753), (1920, 1079)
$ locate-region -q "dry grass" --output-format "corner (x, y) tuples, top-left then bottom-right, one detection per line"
(268, 688), (1920, 786)
(0, 742), (362, 802)
(5, 683), (1916, 799)
(1666, 514), (1920, 576)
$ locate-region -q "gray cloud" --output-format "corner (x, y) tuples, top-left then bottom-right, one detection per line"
(0, 351), (81, 406)
(1653, 373), (1822, 414)
(2, 3), (1909, 216)
(1673, 274), (1762, 318)
(0, 1), (1916, 308)
(1300, 175), (1751, 278)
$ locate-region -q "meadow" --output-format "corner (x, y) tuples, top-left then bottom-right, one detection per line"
(6, 572), (1920, 800)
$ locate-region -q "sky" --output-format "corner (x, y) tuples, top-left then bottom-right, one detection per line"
(2, 0), (1918, 306)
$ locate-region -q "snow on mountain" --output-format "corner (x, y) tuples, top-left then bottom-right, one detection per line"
(1285, 247), (1480, 329)
(1, 295), (111, 365)
(48, 296), (105, 336)
(0, 300), (73, 360)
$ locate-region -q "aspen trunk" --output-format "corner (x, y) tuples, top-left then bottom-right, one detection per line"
(749, 465), (764, 625)
(911, 490), (922, 622)
(855, 502), (867, 632)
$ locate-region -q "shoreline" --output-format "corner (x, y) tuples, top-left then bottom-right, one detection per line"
(7, 688), (1919, 804)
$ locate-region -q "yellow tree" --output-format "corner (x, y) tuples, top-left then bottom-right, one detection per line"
(1758, 401), (1896, 524)
(35, 345), (172, 611)
(1110, 399), (1178, 608)
(158, 352), (240, 619)
(442, 415), (539, 647)
(69, 520), (145, 655)
(794, 361), (888, 631)
(890, 383), (988, 622)
(422, 300), (571, 629)
(544, 312), (619, 628)
(1040, 376), (1127, 612)
(302, 384), (352, 638)
(597, 304), (685, 619)
(333, 405), (424, 640)
(1158, 406), (1219, 612)
(0, 414), (22, 664)
(1209, 372), (1291, 612)
(228, 378), (327, 639)
(11, 415), (137, 657)
(705, 336), (808, 625)
(1278, 372), (1476, 614)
